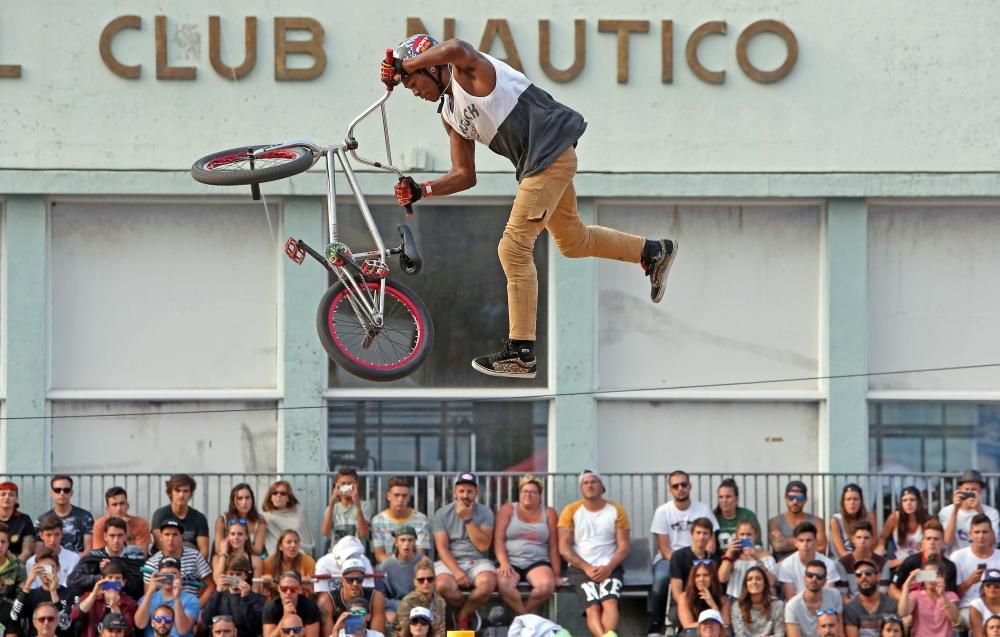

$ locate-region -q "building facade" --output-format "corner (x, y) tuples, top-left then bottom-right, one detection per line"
(2, 1), (1000, 477)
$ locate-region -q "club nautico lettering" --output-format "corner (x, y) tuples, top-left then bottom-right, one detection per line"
(0, 15), (798, 85)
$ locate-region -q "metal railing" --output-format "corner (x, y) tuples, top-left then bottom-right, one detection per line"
(1, 470), (992, 584)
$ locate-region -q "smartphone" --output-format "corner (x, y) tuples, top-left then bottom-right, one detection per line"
(960, 491), (977, 500)
(344, 615), (365, 634)
(339, 484), (353, 494)
(739, 539), (754, 549)
(916, 570), (937, 583)
(979, 563), (988, 570)
(41, 565), (54, 575)
(102, 581), (123, 591)
(159, 573), (175, 584)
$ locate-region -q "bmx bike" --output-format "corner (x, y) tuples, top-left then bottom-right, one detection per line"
(190, 70), (434, 382)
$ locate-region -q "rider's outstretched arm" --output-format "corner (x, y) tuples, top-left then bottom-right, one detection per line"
(426, 123), (477, 196)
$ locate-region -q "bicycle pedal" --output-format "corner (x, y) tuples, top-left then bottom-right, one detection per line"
(284, 237), (306, 264)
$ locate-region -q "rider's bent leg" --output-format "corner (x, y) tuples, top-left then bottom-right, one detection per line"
(546, 179), (644, 262)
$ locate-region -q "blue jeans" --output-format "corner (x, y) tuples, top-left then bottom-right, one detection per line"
(647, 559), (672, 622)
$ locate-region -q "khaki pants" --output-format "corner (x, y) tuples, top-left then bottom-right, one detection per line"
(499, 146), (645, 340)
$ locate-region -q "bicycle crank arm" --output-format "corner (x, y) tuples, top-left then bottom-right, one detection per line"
(285, 237), (334, 272)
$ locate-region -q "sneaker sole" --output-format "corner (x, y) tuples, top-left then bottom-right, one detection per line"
(470, 359), (537, 379)
(651, 239), (678, 303)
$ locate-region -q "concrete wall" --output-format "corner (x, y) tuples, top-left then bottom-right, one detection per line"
(0, 1), (997, 173)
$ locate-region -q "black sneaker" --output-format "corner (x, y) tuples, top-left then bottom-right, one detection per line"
(643, 238), (678, 303)
(471, 340), (537, 379)
(647, 622), (666, 637)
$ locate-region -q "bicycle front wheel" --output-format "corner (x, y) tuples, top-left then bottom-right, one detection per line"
(191, 145), (316, 186)
(317, 279), (434, 382)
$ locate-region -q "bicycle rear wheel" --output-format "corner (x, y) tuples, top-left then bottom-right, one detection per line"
(191, 145), (316, 186)
(317, 278), (434, 382)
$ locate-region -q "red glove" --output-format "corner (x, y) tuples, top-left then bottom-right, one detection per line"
(380, 57), (405, 86)
(394, 177), (423, 207)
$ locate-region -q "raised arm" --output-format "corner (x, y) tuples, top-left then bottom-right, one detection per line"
(400, 39), (495, 93)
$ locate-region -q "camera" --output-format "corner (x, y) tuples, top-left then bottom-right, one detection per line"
(959, 491), (977, 500)
(40, 565), (54, 575)
(223, 576), (242, 588)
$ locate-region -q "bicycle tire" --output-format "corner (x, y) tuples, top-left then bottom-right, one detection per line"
(316, 278), (434, 382)
(191, 145), (316, 186)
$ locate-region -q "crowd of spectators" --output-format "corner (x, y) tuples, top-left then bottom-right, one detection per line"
(2, 468), (1000, 637)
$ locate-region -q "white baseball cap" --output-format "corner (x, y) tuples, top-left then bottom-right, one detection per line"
(699, 609), (723, 625)
(341, 557), (366, 575)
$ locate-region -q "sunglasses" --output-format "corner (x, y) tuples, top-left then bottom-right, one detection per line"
(272, 491), (289, 496)
(670, 481), (690, 490)
(52, 487), (72, 494)
(787, 494), (806, 502)
(349, 609), (368, 616)
(344, 576), (364, 585)
(410, 619), (431, 626)
(855, 569), (877, 576)
(212, 616), (234, 625)
(227, 518), (248, 526)
(152, 617), (174, 625)
(815, 608), (838, 616)
(804, 572), (826, 580)
(279, 586), (300, 594)
(692, 559), (713, 566)
(280, 628), (303, 635)
(415, 576), (435, 583)
(36, 616), (58, 624)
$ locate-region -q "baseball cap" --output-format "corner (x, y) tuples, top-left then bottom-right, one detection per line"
(699, 609), (723, 625)
(159, 557), (181, 571)
(408, 607), (432, 623)
(158, 518), (183, 532)
(341, 557), (366, 575)
(853, 558), (878, 572)
(959, 469), (987, 487)
(454, 472), (478, 487)
(786, 480), (808, 496)
(579, 469), (605, 489)
(983, 569), (1000, 584)
(392, 525), (417, 539)
(99, 613), (128, 631)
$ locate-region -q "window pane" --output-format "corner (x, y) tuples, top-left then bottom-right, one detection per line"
(325, 203), (547, 388)
(327, 400), (548, 472)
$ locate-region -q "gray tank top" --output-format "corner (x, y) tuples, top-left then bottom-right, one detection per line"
(504, 503), (550, 569)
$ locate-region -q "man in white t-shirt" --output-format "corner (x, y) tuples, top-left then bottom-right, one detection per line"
(938, 469), (1000, 553)
(558, 470), (630, 637)
(949, 513), (1000, 622)
(647, 471), (719, 637)
(777, 521), (840, 598)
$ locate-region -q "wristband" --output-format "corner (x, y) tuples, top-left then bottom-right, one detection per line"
(463, 517), (473, 525)
(721, 555), (735, 563)
(423, 181), (433, 197)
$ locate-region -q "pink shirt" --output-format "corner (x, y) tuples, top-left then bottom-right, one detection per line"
(911, 589), (960, 637)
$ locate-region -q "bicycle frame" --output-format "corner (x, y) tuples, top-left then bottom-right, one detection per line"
(260, 91), (404, 328)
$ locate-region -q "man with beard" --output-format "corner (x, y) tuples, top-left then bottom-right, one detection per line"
(134, 559), (198, 637)
(841, 559), (896, 637)
(648, 470), (718, 636)
(68, 517), (144, 600)
(769, 481), (828, 562)
(431, 473), (495, 632)
(558, 470), (630, 637)
(147, 605), (176, 637)
(784, 560), (843, 637)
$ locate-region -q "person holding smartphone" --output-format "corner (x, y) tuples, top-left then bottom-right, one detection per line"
(950, 514), (1000, 622)
(897, 562), (960, 637)
(201, 555), (264, 637)
(719, 519), (777, 600)
(7, 549), (72, 637)
(322, 469), (375, 547)
(332, 596), (384, 637)
(938, 470), (1000, 553)
(71, 562), (138, 637)
(134, 558), (199, 637)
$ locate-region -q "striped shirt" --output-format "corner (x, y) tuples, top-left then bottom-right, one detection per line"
(143, 548), (212, 595)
